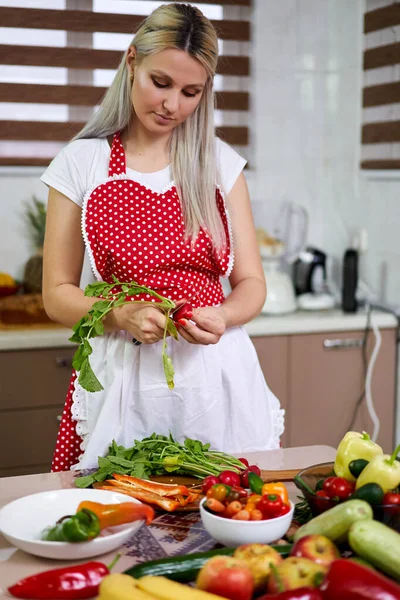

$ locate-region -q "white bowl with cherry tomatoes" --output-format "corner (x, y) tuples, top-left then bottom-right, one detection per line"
(200, 497), (294, 547)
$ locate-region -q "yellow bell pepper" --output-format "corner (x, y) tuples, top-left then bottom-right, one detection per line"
(334, 431), (383, 482)
(261, 482), (289, 504)
(355, 443), (400, 492)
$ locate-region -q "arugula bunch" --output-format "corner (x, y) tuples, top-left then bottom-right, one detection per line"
(69, 277), (179, 392)
(75, 433), (246, 488)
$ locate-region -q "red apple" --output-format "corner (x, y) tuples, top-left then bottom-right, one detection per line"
(196, 556), (254, 600)
(234, 543), (283, 590)
(290, 534), (340, 568)
(267, 557), (328, 593)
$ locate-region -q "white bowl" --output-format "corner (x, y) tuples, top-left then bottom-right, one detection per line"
(200, 498), (294, 547)
(0, 488), (145, 560)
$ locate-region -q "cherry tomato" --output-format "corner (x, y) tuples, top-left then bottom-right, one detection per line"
(226, 490), (241, 503)
(240, 465), (261, 488)
(212, 484), (229, 502)
(323, 476), (354, 500)
(256, 493), (283, 518)
(202, 475), (220, 494)
(231, 485), (248, 499)
(238, 457), (249, 468)
(316, 490), (330, 499)
(315, 489), (333, 512)
(383, 492), (400, 505)
(218, 470), (241, 487)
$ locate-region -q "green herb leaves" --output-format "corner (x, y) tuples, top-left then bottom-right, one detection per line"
(69, 277), (177, 393)
(74, 433), (246, 488)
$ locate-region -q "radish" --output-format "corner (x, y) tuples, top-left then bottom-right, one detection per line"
(218, 470), (242, 487)
(172, 302), (193, 322)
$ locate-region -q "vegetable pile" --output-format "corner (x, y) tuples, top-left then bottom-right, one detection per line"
(75, 433), (247, 489)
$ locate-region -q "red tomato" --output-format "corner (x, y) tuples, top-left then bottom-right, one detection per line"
(240, 465), (261, 488)
(218, 470), (242, 487)
(256, 494), (283, 518)
(232, 485), (248, 499)
(238, 457), (249, 468)
(322, 476), (354, 500)
(202, 475), (220, 494)
(383, 492), (400, 505)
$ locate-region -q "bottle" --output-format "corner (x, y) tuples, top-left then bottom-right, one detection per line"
(342, 248), (358, 313)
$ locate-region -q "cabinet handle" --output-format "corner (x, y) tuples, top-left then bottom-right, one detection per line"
(323, 338), (364, 350)
(55, 357), (72, 367)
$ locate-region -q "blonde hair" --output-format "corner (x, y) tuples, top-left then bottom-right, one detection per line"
(75, 3), (225, 248)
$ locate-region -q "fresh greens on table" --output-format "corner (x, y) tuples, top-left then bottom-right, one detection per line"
(69, 276), (179, 393)
(75, 433), (246, 488)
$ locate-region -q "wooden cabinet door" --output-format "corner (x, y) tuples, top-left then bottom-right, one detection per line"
(288, 329), (396, 453)
(251, 336), (289, 447)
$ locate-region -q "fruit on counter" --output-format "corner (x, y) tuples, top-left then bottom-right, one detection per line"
(233, 543), (283, 590)
(349, 482), (384, 505)
(355, 443), (400, 493)
(266, 557), (327, 593)
(348, 519), (400, 582)
(77, 500), (155, 527)
(125, 545), (293, 582)
(293, 499), (373, 543)
(8, 555), (121, 599)
(320, 558), (400, 600)
(334, 431), (383, 482)
(139, 575), (232, 600)
(289, 535), (340, 569)
(258, 588), (323, 600)
(41, 508), (101, 542)
(196, 556), (254, 600)
(98, 573), (157, 600)
(0, 272), (17, 287)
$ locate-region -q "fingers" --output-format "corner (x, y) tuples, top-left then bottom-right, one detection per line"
(176, 319), (223, 345)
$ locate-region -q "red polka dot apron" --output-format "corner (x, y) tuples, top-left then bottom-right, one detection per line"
(51, 133), (284, 472)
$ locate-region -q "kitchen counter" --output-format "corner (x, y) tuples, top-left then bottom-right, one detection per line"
(0, 308), (397, 350)
(0, 444), (335, 594)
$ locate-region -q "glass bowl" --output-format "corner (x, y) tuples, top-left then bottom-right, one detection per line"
(294, 462), (400, 532)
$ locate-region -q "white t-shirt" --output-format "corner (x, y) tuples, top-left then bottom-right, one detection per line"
(40, 136), (246, 205)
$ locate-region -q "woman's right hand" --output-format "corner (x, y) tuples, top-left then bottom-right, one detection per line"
(108, 302), (167, 344)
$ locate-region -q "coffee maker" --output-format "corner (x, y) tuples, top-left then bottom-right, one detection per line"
(292, 247), (335, 310)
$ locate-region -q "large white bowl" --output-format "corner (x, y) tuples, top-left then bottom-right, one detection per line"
(0, 488), (145, 560)
(200, 498), (294, 547)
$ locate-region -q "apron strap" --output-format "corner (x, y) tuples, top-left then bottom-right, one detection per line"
(108, 132), (126, 177)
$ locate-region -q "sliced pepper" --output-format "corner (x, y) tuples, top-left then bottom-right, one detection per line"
(355, 443), (400, 493)
(334, 431), (383, 482)
(41, 509), (100, 542)
(94, 481), (182, 512)
(77, 500), (155, 527)
(112, 473), (192, 497)
(261, 482), (289, 504)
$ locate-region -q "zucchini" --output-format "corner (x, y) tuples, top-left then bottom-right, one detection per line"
(349, 482), (384, 505)
(348, 458), (369, 478)
(125, 544), (292, 582)
(293, 499), (373, 544)
(348, 519), (400, 582)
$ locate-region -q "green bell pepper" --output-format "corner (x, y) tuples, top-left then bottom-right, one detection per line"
(41, 508), (101, 542)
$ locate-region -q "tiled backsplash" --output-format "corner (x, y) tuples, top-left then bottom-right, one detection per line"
(1, 0), (400, 308)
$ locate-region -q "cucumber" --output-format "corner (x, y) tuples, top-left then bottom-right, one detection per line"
(349, 482), (384, 505)
(124, 544), (292, 582)
(348, 458), (369, 478)
(248, 471), (264, 494)
(348, 519), (400, 582)
(293, 499), (373, 544)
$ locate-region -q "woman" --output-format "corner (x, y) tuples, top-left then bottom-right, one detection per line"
(41, 3), (284, 471)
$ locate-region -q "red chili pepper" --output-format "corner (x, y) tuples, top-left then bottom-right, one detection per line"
(257, 588), (323, 600)
(383, 492), (400, 505)
(8, 555), (120, 599)
(320, 558), (400, 600)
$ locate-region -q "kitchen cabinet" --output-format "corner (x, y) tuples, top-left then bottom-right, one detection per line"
(252, 328), (397, 453)
(0, 347), (75, 477)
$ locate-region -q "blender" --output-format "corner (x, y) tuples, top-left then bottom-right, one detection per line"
(258, 201), (308, 315)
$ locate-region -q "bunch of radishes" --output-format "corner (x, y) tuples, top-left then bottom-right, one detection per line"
(202, 458), (261, 495)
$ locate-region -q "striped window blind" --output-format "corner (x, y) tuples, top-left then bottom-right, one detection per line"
(361, 1), (400, 170)
(0, 0), (251, 167)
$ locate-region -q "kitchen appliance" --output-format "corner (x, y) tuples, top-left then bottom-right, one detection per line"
(292, 247), (336, 311)
(259, 202), (308, 315)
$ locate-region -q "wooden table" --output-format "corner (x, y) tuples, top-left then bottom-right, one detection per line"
(0, 445), (335, 596)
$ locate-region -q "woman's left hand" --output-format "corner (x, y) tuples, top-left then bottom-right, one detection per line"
(176, 306), (227, 345)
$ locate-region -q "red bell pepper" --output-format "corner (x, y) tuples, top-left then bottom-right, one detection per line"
(8, 555), (120, 599)
(257, 588), (323, 600)
(320, 558), (400, 600)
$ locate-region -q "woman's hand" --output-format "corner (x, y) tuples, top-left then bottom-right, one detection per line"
(110, 302), (167, 344)
(176, 306), (227, 345)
